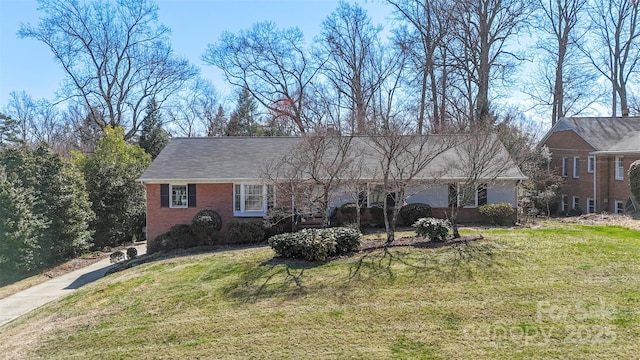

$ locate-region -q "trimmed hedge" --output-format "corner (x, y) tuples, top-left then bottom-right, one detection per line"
(338, 203), (359, 224)
(478, 203), (516, 225)
(147, 224), (196, 254)
(225, 218), (265, 245)
(268, 227), (361, 261)
(398, 203), (432, 226)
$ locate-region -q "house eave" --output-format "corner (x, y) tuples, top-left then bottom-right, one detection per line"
(590, 150), (640, 155)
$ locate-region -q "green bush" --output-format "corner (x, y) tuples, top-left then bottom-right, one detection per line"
(398, 203), (432, 226)
(367, 203), (392, 227)
(331, 227), (362, 254)
(413, 217), (450, 242)
(478, 203), (516, 225)
(225, 218), (265, 245)
(126, 247), (138, 259)
(147, 224), (197, 254)
(338, 203), (358, 224)
(268, 227), (362, 261)
(191, 209), (222, 244)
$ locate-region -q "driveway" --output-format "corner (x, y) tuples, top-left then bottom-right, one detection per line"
(0, 243), (146, 327)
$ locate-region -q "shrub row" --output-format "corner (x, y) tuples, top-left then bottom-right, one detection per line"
(268, 227), (361, 261)
(335, 202), (432, 227)
(148, 210), (269, 254)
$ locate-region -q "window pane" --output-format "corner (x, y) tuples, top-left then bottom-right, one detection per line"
(448, 184), (457, 208)
(244, 184), (264, 211)
(234, 184), (241, 211)
(171, 185), (187, 207)
(477, 184), (487, 206)
(267, 185), (275, 210)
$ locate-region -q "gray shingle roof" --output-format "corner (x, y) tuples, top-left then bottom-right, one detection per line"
(550, 117), (640, 153)
(138, 135), (526, 182)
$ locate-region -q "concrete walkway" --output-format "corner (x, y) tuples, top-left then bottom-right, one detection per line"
(0, 244), (146, 328)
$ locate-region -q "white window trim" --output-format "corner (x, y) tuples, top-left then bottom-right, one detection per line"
(561, 194), (568, 212)
(587, 156), (594, 174)
(561, 157), (568, 177)
(573, 157), (579, 178)
(233, 183), (274, 217)
(450, 183), (487, 208)
(587, 198), (595, 214)
(169, 184), (188, 209)
(615, 200), (624, 214)
(615, 156), (624, 180)
(572, 196), (579, 210)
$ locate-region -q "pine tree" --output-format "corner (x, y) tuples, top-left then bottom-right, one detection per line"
(226, 88), (259, 136)
(138, 99), (169, 159)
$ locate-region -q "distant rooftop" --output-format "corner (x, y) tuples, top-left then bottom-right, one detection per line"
(546, 117), (640, 153)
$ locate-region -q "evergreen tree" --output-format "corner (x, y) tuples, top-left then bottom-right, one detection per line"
(0, 112), (20, 147)
(138, 99), (169, 159)
(0, 145), (94, 269)
(74, 126), (151, 249)
(0, 170), (46, 275)
(208, 105), (227, 136)
(226, 88), (259, 136)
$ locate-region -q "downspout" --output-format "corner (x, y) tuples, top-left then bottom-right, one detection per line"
(593, 154), (597, 213)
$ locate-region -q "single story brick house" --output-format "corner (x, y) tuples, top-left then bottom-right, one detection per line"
(540, 117), (640, 214)
(138, 135), (527, 241)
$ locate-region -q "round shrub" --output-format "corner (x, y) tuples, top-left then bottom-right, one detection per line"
(147, 233), (171, 254)
(330, 227), (362, 254)
(191, 209), (222, 244)
(225, 218), (266, 245)
(399, 203), (432, 226)
(168, 224), (197, 248)
(126, 247), (138, 259)
(478, 203), (516, 225)
(413, 217), (450, 242)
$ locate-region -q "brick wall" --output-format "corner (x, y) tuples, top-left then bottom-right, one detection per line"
(543, 130), (639, 213)
(145, 183), (234, 241)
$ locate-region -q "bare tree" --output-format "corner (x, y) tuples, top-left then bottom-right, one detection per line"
(4, 91), (66, 148)
(269, 130), (356, 228)
(366, 126), (452, 243)
(166, 78), (219, 137)
(204, 22), (316, 135)
(442, 123), (523, 237)
(316, 2), (384, 134)
(19, 0), (198, 139)
(582, 0), (640, 117)
(388, 0), (453, 132)
(449, 0), (533, 123)
(530, 0), (599, 125)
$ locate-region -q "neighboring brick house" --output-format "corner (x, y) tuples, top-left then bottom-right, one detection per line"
(540, 117), (640, 215)
(138, 136), (526, 241)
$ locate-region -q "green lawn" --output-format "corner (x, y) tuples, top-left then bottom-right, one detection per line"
(1, 223), (639, 359)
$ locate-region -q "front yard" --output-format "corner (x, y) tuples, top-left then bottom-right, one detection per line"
(0, 221), (639, 359)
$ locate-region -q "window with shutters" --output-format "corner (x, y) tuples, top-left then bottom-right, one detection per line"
(160, 184), (196, 208)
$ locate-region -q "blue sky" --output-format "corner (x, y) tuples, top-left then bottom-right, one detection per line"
(0, 0), (391, 108)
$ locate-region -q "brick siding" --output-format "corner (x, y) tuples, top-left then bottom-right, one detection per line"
(543, 130), (639, 213)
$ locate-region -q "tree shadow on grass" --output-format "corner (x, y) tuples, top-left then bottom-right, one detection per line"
(220, 257), (327, 303)
(346, 239), (516, 284)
